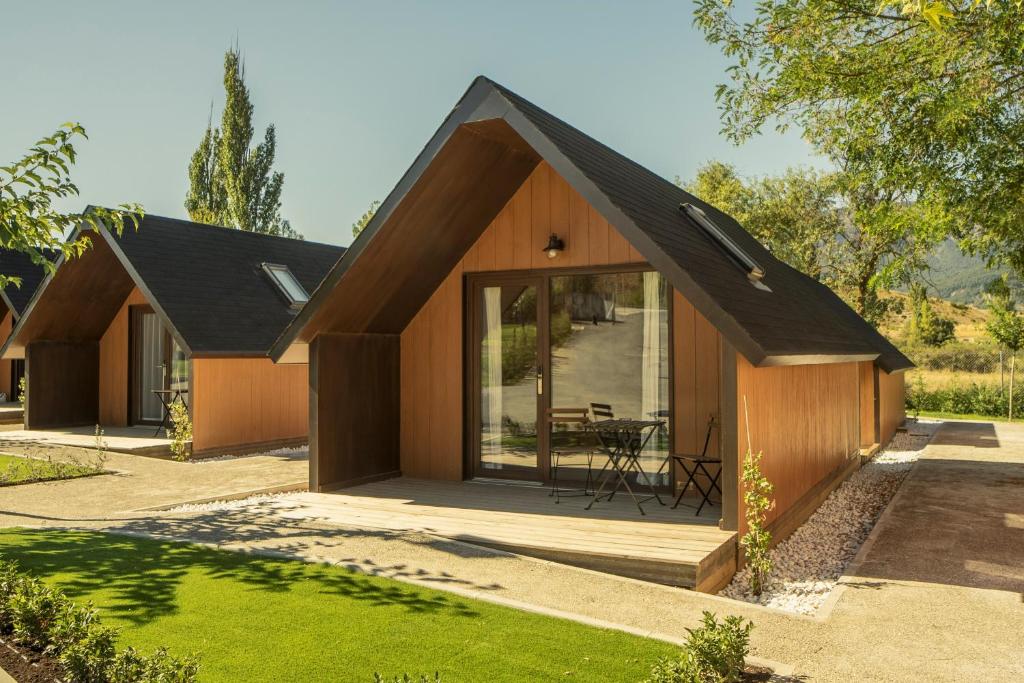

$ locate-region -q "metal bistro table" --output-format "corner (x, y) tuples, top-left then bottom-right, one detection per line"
(584, 418), (665, 515)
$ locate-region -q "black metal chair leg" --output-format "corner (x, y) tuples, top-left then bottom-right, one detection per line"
(672, 465), (698, 509)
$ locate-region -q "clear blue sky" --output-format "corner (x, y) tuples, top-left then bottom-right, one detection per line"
(2, 1), (821, 247)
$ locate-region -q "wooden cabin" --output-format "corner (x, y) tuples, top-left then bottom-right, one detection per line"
(2, 215), (344, 455)
(0, 250), (53, 406)
(270, 77), (911, 588)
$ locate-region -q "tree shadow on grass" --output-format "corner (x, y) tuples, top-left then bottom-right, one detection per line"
(0, 521), (484, 628)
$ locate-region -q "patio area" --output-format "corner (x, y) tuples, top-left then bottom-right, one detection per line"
(273, 477), (738, 592)
(0, 401), (24, 426)
(0, 425), (171, 455)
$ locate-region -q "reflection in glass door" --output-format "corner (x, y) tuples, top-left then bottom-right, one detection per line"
(477, 280), (542, 476)
(548, 271), (671, 485)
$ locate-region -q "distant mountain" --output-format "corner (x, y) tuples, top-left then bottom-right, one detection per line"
(918, 239), (1020, 305)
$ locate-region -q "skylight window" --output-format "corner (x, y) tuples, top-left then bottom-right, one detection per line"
(680, 203), (771, 292)
(262, 263), (309, 308)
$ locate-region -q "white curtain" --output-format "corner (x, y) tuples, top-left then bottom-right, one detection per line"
(482, 287), (504, 468)
(140, 313), (166, 421)
(641, 272), (666, 482)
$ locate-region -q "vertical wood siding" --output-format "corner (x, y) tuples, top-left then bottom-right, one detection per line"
(858, 360), (877, 448)
(735, 357), (860, 533)
(0, 311), (13, 399)
(878, 370), (906, 446)
(191, 358), (308, 453)
(98, 287), (148, 426)
(399, 161), (715, 479)
(672, 292), (722, 462)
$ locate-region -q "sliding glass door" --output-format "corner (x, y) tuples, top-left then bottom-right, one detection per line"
(469, 269), (670, 484)
(137, 310), (166, 423)
(131, 306), (190, 425)
(472, 277), (544, 478)
(549, 271), (671, 484)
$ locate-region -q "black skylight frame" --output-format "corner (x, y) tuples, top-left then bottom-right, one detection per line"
(680, 203), (770, 292)
(261, 262), (310, 309)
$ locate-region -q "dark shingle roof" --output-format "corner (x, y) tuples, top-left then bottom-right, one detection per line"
(274, 76), (912, 372)
(0, 249), (56, 318)
(111, 215), (344, 355)
(487, 79), (912, 372)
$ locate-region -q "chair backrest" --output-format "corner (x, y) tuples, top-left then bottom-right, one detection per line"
(548, 407), (590, 427)
(548, 407), (593, 450)
(699, 415), (717, 457)
(590, 403), (614, 420)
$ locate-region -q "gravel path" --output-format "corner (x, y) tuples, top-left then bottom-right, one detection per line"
(720, 419), (941, 614)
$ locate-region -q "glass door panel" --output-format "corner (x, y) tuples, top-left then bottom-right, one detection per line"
(477, 281), (541, 476)
(549, 271), (671, 485)
(138, 311), (166, 422)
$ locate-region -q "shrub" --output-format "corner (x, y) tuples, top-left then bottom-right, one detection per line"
(61, 626), (118, 683)
(645, 611), (753, 683)
(0, 558), (199, 682)
(17, 376), (25, 408)
(740, 449), (774, 596)
(105, 646), (199, 683)
(8, 576), (71, 650)
(168, 400), (193, 461)
(906, 381), (1022, 418)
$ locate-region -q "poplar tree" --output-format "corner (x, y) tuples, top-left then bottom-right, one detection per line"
(185, 48), (296, 238)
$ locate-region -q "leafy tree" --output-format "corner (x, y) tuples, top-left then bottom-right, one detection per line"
(185, 48), (295, 238)
(985, 275), (1024, 420)
(693, 1), (1023, 274)
(351, 199), (380, 238)
(907, 283), (955, 347)
(685, 162), (942, 325)
(1, 123), (141, 288)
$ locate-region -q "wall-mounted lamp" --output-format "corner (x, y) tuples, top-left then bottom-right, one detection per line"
(543, 233), (565, 259)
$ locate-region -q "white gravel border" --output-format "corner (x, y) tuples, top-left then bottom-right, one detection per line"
(191, 446), (309, 463)
(164, 491), (303, 513)
(720, 419), (941, 615)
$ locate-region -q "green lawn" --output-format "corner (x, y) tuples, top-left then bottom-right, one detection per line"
(0, 453), (98, 485)
(0, 529), (677, 682)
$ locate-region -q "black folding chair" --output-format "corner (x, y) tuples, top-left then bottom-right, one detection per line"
(670, 416), (721, 515)
(548, 408), (596, 502)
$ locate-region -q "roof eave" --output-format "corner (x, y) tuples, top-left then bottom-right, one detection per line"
(270, 77), (772, 366)
(758, 352), (880, 368)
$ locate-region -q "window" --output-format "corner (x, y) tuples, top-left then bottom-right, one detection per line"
(262, 263), (309, 308)
(680, 203), (771, 291)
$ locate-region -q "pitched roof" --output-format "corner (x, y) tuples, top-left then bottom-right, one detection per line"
(7, 214), (345, 357)
(271, 76), (912, 373)
(0, 249), (55, 318)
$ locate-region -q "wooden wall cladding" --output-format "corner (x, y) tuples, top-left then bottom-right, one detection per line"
(98, 287), (148, 427)
(191, 357), (309, 454)
(735, 357), (860, 533)
(0, 311), (12, 399)
(672, 292), (723, 490)
(878, 370), (906, 446)
(7, 234), (134, 357)
(858, 360), (878, 448)
(310, 334), (400, 491)
(26, 341), (99, 428)
(398, 161), (649, 480)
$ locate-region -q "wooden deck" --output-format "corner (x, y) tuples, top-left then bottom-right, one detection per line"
(279, 478), (738, 592)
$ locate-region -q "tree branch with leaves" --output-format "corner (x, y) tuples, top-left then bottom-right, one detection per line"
(1, 123), (142, 288)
